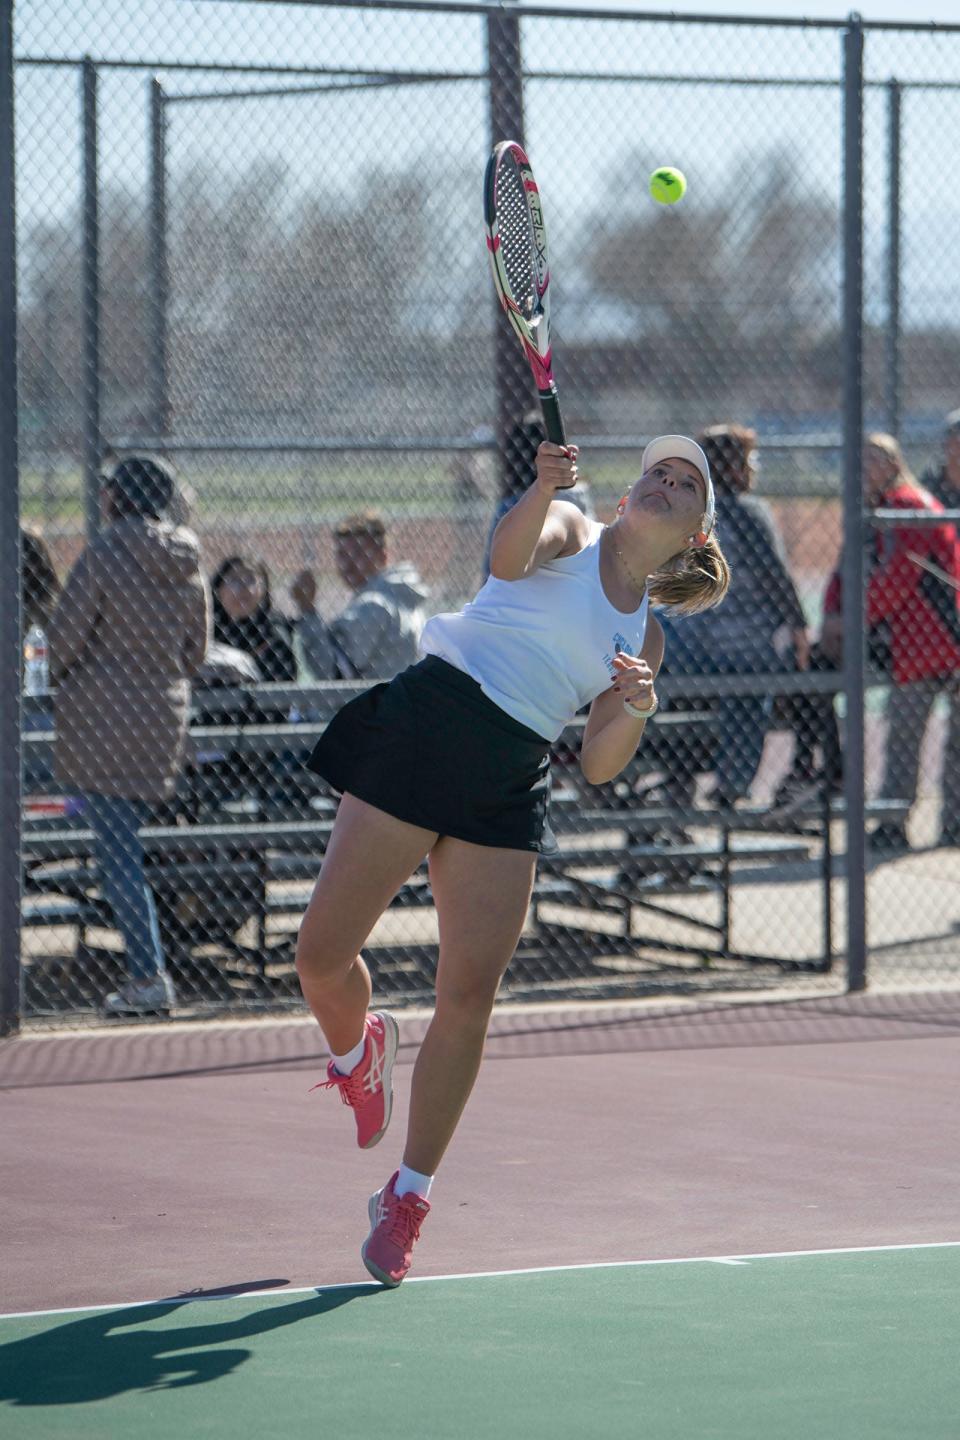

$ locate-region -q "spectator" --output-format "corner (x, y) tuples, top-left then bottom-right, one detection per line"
(49, 453), (210, 1015)
(790, 517), (898, 809)
(856, 433), (960, 852)
(772, 572), (845, 808)
(330, 511), (430, 679)
(21, 526), (61, 640)
(920, 407), (960, 513)
(289, 568), (340, 681)
(211, 555), (297, 683)
(659, 422), (809, 808)
(451, 425), (494, 515)
(482, 411), (596, 581)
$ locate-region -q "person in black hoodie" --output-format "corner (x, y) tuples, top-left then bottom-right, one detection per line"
(658, 423), (810, 808)
(210, 555), (297, 683)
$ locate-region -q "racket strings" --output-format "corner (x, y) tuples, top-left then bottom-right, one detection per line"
(496, 159), (537, 316)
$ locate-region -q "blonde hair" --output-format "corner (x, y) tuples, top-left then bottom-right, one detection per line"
(647, 532), (731, 615)
(335, 509), (387, 545)
(864, 431), (917, 485)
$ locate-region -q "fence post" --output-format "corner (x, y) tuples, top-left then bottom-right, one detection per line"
(0, 0), (21, 1036)
(486, 8), (536, 498)
(81, 56), (102, 536)
(842, 13), (867, 992)
(148, 77), (170, 439)
(885, 77), (902, 439)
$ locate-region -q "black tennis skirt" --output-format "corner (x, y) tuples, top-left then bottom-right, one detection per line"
(307, 656), (553, 852)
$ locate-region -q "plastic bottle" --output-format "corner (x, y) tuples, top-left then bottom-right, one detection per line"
(23, 625), (49, 696)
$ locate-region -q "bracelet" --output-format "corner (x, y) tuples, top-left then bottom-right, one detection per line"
(623, 695), (658, 720)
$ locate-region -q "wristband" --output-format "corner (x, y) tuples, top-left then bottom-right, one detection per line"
(623, 695), (658, 720)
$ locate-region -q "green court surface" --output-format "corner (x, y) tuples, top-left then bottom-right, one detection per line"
(2, 1243), (958, 1440)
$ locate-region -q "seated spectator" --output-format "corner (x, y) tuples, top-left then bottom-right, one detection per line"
(211, 554), (297, 683)
(451, 425), (494, 514)
(848, 433), (960, 852)
(920, 407), (960, 514)
(787, 521), (897, 809)
(289, 567), (340, 681)
(772, 575), (844, 808)
(482, 411), (596, 581)
(658, 422), (809, 809)
(330, 511), (429, 679)
(49, 453), (210, 1016)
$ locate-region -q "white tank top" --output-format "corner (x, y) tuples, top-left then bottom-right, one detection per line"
(420, 521), (650, 741)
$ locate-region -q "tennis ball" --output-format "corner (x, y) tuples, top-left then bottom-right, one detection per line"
(649, 166), (687, 205)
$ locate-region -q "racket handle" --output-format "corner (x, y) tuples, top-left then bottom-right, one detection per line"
(538, 388), (566, 447)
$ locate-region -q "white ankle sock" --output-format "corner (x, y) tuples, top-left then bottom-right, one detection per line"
(331, 1035), (366, 1076)
(395, 1164), (433, 1201)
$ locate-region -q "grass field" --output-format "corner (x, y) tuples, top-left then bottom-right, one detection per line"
(20, 449), (849, 526)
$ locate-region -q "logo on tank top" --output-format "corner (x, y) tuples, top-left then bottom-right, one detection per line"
(603, 632), (634, 678)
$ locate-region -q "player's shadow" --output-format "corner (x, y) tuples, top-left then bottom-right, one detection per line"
(0, 1280), (383, 1407)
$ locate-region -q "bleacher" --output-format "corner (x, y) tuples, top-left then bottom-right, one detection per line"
(22, 671), (894, 1015)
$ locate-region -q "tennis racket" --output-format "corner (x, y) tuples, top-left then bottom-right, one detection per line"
(484, 140), (566, 448)
(907, 550), (960, 593)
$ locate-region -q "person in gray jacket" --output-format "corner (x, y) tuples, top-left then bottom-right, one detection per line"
(291, 515), (429, 680)
(327, 511), (430, 680)
(50, 455), (210, 1016)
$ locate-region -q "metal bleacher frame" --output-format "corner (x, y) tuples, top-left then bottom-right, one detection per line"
(20, 671), (898, 1010)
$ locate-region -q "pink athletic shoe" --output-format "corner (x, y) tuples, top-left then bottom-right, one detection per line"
(361, 1172), (431, 1288)
(315, 1011), (399, 1149)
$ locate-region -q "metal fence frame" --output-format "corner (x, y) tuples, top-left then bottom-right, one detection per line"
(6, 0), (960, 1033)
(14, 29), (945, 475)
(0, 0), (20, 1036)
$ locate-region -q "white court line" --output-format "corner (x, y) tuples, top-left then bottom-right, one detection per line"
(3, 1238), (959, 1323)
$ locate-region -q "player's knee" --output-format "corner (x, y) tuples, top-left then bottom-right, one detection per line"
(294, 909), (353, 986)
(437, 965), (505, 1021)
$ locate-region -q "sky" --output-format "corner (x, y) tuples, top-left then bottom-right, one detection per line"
(596, 1), (959, 18)
(14, 0), (960, 333)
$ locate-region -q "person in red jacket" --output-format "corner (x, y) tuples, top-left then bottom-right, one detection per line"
(826, 434), (960, 852)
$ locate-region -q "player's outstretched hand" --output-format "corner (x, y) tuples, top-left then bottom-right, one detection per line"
(535, 441), (579, 496)
(611, 651), (656, 712)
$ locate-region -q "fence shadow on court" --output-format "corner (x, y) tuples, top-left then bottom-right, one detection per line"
(0, 1282), (384, 1408)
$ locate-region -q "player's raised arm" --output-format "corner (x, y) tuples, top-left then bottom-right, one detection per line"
(489, 442), (590, 579)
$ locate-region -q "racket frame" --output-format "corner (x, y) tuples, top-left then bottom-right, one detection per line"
(484, 139), (566, 447)
(907, 549), (960, 593)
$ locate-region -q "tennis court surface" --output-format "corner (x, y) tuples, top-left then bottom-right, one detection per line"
(4, 992), (959, 1437)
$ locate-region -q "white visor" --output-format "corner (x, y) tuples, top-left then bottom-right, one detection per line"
(641, 434), (716, 536)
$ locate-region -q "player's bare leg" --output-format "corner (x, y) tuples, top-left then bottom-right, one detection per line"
(295, 793), (436, 1053)
(297, 795), (436, 1150)
(361, 837), (536, 1286)
(403, 838), (537, 1176)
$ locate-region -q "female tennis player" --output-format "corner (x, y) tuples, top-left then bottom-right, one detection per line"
(298, 434), (730, 1286)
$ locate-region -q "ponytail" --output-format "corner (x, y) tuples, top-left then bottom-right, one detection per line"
(647, 532), (730, 615)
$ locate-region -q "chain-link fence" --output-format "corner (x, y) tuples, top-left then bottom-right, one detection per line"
(4, 0), (960, 1031)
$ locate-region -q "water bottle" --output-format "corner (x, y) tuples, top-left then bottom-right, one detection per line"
(23, 624), (49, 696)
